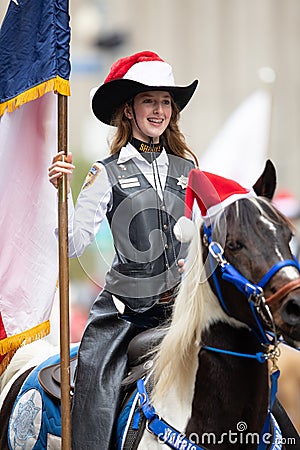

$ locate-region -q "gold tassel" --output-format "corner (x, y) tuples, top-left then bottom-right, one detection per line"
(0, 320), (50, 355)
(0, 349), (17, 377)
(0, 76), (70, 117)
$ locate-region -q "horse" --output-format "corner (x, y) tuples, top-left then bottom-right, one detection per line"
(1, 160), (300, 449)
(117, 160), (300, 449)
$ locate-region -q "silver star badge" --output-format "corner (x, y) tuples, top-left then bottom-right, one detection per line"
(177, 175), (188, 189)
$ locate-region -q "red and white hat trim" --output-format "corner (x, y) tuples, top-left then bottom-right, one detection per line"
(203, 189), (256, 223)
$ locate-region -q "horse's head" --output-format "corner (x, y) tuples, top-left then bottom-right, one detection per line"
(152, 162), (300, 404)
(201, 161), (300, 344)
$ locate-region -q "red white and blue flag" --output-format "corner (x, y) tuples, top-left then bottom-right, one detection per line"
(0, 0), (71, 373)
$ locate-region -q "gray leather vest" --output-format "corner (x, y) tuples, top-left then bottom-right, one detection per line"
(101, 152), (194, 311)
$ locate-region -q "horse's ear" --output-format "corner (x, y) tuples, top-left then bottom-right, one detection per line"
(252, 160), (277, 200)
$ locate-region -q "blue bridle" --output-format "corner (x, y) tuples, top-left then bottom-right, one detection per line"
(200, 223), (300, 450)
(203, 223), (300, 345)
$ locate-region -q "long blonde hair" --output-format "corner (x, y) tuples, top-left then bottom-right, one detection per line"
(109, 97), (199, 166)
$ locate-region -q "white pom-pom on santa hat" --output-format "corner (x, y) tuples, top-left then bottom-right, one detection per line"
(173, 216), (196, 243)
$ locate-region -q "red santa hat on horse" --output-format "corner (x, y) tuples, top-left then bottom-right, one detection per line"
(174, 168), (256, 242)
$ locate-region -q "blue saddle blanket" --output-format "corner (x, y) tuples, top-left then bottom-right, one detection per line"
(8, 345), (78, 450)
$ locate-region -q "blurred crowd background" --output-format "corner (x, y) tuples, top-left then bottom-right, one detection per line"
(1, 0), (300, 342)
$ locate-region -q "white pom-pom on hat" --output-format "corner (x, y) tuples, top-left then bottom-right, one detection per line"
(173, 216), (196, 243)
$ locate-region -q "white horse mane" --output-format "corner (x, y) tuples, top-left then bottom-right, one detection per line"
(151, 198), (287, 402)
(152, 217), (233, 402)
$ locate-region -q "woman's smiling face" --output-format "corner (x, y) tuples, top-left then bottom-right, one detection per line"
(128, 90), (172, 143)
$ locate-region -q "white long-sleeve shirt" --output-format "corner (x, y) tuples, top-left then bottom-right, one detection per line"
(61, 142), (170, 258)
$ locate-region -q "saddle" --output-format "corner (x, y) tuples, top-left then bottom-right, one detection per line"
(38, 354), (78, 400)
(122, 327), (165, 389)
(37, 327), (165, 401)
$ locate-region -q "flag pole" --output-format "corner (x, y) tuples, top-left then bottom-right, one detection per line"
(57, 92), (71, 449)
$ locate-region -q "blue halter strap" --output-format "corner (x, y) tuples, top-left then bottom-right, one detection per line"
(201, 222), (300, 449)
(203, 223), (300, 345)
(258, 258), (300, 288)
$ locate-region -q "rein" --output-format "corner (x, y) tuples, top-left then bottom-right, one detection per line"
(265, 278), (300, 304)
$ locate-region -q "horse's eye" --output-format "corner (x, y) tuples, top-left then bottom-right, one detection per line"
(226, 240), (244, 251)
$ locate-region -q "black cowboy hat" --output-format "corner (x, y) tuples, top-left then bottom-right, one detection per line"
(91, 50), (198, 125)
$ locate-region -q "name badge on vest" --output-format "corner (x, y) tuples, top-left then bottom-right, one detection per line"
(118, 177), (141, 188)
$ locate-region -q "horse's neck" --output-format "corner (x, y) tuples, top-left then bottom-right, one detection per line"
(186, 322), (269, 449)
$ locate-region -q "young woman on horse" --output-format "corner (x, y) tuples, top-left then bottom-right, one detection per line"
(48, 50), (198, 449)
